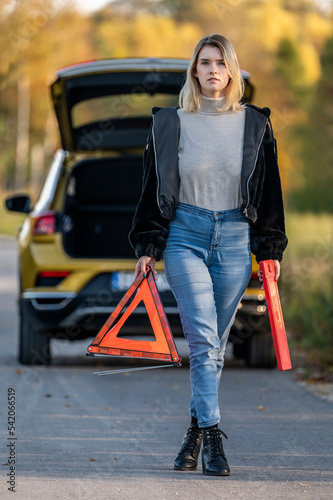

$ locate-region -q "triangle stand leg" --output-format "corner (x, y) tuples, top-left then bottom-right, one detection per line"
(93, 364), (176, 376)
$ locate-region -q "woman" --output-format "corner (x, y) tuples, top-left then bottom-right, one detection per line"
(129, 34), (288, 476)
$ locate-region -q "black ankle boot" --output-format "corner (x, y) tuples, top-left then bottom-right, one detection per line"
(174, 420), (203, 471)
(201, 426), (230, 476)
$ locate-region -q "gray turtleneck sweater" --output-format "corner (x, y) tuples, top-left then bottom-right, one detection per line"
(177, 94), (245, 212)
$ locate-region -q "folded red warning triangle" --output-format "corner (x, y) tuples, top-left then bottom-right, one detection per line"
(259, 260), (292, 371)
(87, 268), (181, 365)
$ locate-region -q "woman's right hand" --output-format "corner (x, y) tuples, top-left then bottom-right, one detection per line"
(134, 256), (157, 280)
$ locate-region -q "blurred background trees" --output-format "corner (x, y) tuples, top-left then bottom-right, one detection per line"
(0, 0), (332, 207)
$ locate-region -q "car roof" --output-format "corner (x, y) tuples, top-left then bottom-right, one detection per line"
(55, 58), (191, 78)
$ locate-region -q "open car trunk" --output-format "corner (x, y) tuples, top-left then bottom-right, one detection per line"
(62, 156), (142, 258)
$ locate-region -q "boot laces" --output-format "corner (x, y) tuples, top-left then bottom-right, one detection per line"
(179, 425), (202, 453)
(206, 428), (228, 460)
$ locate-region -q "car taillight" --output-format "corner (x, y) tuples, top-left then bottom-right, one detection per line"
(35, 271), (71, 287)
(38, 271), (71, 278)
(247, 272), (261, 289)
(32, 211), (56, 235)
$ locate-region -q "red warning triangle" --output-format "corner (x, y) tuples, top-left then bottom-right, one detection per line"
(87, 268), (181, 365)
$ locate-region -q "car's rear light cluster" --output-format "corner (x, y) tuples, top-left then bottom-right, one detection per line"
(35, 271), (71, 287)
(32, 211), (56, 235)
(247, 272), (261, 289)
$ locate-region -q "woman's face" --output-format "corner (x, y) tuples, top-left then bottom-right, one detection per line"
(194, 45), (231, 99)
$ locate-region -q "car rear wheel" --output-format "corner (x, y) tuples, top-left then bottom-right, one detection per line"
(245, 331), (276, 368)
(19, 308), (51, 365)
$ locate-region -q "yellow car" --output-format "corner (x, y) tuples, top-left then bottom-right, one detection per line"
(5, 58), (273, 366)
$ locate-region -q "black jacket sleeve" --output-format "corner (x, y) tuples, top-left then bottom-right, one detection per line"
(250, 123), (288, 262)
(128, 125), (170, 260)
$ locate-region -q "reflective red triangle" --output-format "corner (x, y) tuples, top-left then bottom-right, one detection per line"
(87, 268), (181, 364)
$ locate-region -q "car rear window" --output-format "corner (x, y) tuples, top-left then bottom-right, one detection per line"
(72, 93), (179, 128)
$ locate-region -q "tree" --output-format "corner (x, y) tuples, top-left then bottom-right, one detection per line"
(289, 35), (333, 212)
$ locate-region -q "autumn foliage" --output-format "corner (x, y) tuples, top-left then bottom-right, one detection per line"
(0, 0), (332, 211)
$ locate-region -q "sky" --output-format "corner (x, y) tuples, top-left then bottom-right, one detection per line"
(73, 0), (331, 13)
(73, 0), (111, 12)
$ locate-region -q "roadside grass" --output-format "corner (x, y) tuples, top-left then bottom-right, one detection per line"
(281, 212), (333, 378)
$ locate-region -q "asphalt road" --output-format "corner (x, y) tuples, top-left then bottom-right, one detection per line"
(0, 237), (332, 500)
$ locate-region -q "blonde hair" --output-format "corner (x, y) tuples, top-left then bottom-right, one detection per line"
(179, 34), (245, 113)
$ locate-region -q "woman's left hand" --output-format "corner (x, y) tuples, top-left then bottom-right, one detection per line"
(257, 259), (280, 290)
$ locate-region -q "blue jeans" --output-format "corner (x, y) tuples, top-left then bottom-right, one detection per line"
(163, 203), (252, 428)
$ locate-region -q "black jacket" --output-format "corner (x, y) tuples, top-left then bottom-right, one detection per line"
(129, 104), (288, 263)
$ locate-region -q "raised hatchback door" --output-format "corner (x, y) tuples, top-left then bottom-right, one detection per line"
(50, 58), (191, 152)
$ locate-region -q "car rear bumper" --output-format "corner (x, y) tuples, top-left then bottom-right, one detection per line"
(21, 286), (267, 341)
(20, 285), (183, 339)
